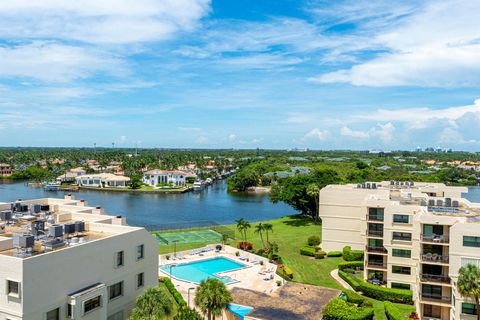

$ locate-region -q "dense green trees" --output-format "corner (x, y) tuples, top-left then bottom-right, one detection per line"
(270, 169), (339, 220)
(194, 278), (232, 320)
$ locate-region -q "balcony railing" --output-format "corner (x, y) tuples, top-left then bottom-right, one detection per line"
(421, 293), (451, 303)
(368, 230), (384, 237)
(421, 274), (451, 284)
(421, 234), (449, 243)
(368, 215), (384, 222)
(392, 235), (412, 241)
(421, 253), (449, 263)
(366, 246), (387, 254)
(367, 261), (387, 269)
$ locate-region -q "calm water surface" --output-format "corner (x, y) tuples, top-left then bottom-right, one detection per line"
(0, 180), (297, 229)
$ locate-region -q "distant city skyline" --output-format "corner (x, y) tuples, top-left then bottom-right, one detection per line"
(0, 0), (479, 150)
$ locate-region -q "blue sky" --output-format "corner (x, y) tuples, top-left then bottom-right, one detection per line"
(0, 0), (479, 150)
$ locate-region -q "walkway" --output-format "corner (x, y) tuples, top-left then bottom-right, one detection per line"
(330, 269), (353, 291)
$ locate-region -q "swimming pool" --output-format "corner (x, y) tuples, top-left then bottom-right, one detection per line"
(160, 257), (247, 284)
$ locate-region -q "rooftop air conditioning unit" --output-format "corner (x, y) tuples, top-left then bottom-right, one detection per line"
(64, 223), (76, 234)
(0, 210), (12, 221)
(13, 234), (35, 248)
(75, 221), (85, 233)
(49, 224), (64, 238)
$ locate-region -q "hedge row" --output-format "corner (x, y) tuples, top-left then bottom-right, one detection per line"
(337, 272), (412, 304)
(160, 277), (186, 307)
(315, 251), (327, 259)
(338, 261), (364, 271)
(343, 290), (372, 307)
(343, 246), (364, 261)
(327, 251), (343, 257)
(384, 302), (409, 320)
(300, 246), (316, 256)
(323, 297), (374, 320)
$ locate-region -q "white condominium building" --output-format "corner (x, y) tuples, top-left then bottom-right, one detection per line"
(320, 181), (480, 320)
(0, 195), (158, 320)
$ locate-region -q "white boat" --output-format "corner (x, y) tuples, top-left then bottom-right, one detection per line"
(193, 180), (205, 191)
(44, 182), (61, 191)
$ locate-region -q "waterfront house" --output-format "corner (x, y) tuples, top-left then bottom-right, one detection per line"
(0, 163), (12, 177)
(56, 167), (87, 183)
(0, 195), (157, 319)
(142, 170), (189, 187)
(76, 173), (130, 188)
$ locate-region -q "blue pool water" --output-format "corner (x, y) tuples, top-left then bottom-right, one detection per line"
(160, 257), (247, 284)
(227, 304), (253, 319)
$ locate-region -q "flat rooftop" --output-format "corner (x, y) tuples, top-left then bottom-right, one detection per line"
(230, 282), (340, 320)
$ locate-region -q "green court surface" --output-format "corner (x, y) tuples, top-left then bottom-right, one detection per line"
(155, 229), (222, 245)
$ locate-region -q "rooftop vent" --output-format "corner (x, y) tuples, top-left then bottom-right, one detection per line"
(13, 233), (35, 248)
(0, 210), (12, 221)
(49, 224), (64, 238)
(64, 223), (76, 234)
(75, 221), (85, 233)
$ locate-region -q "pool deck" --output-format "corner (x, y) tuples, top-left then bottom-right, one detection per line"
(159, 245), (284, 304)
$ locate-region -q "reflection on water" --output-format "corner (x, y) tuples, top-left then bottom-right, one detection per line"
(0, 180), (297, 229)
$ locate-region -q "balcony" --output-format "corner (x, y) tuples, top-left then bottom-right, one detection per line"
(421, 234), (449, 244)
(367, 230), (384, 237)
(368, 215), (384, 222)
(421, 253), (449, 264)
(421, 293), (451, 303)
(421, 274), (451, 284)
(367, 261), (387, 269)
(366, 246), (387, 254)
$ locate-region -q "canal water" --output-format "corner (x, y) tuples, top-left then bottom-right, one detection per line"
(0, 180), (297, 229)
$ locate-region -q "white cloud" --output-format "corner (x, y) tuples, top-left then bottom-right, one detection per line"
(312, 0), (480, 87)
(371, 122), (395, 144)
(0, 0), (211, 44)
(304, 128), (330, 141)
(228, 134), (237, 142)
(0, 42), (125, 82)
(340, 126), (370, 139)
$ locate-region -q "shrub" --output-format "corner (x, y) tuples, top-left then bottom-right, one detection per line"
(343, 268), (355, 274)
(307, 235), (321, 246)
(359, 282), (412, 304)
(279, 266), (294, 279)
(276, 280), (282, 286)
(343, 290), (367, 305)
(300, 246), (316, 257)
(343, 246), (364, 261)
(338, 270), (361, 291)
(237, 241), (253, 250)
(235, 251), (240, 256)
(160, 277), (186, 307)
(315, 251), (327, 259)
(328, 251), (343, 257)
(384, 302), (415, 320)
(338, 261), (364, 271)
(323, 298), (374, 320)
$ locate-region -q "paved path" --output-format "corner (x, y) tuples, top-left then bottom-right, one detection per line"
(330, 269), (353, 291)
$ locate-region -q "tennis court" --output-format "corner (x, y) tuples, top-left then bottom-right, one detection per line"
(155, 229), (223, 245)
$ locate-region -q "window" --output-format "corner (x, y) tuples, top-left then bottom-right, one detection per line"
(392, 248), (411, 258)
(462, 257), (480, 267)
(46, 308), (60, 320)
(136, 273), (144, 288)
(392, 265), (411, 275)
(392, 232), (412, 241)
(115, 251), (124, 267)
(84, 296), (101, 314)
(109, 281), (123, 300)
(391, 282), (410, 290)
(67, 304), (72, 318)
(393, 214), (409, 224)
(136, 244), (144, 260)
(368, 208), (384, 221)
(7, 280), (19, 296)
(462, 303), (477, 315)
(463, 236), (480, 247)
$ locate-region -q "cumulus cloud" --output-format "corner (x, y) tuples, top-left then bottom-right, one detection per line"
(340, 126), (370, 139)
(340, 123), (395, 143)
(311, 0), (480, 87)
(304, 128), (330, 141)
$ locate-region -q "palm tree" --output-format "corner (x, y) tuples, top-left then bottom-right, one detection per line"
(306, 184), (320, 221)
(243, 220), (251, 243)
(263, 223), (273, 243)
(236, 218), (246, 243)
(194, 278), (232, 320)
(254, 223), (265, 248)
(129, 287), (174, 320)
(458, 264), (480, 320)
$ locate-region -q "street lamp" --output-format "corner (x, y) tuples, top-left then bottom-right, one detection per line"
(172, 240), (179, 258)
(187, 287), (195, 307)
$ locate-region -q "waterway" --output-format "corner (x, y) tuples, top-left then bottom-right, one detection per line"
(0, 180), (297, 230)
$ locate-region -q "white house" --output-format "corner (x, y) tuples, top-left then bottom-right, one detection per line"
(57, 167), (87, 183)
(141, 170), (188, 187)
(76, 173), (130, 188)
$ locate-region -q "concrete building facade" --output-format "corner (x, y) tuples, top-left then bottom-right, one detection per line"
(141, 170), (187, 187)
(0, 196), (158, 320)
(319, 181), (480, 320)
(0, 164), (12, 177)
